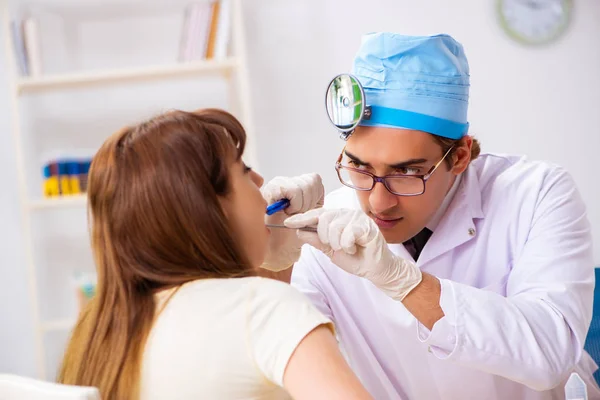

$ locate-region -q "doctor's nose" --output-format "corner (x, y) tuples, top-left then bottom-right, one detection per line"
(368, 181), (399, 215)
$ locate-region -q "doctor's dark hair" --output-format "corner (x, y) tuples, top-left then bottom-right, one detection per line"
(432, 135), (481, 168)
(57, 108), (254, 400)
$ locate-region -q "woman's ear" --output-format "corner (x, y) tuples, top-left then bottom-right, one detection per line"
(451, 136), (473, 175)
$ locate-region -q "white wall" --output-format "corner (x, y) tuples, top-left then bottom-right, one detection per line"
(1, 0), (599, 378)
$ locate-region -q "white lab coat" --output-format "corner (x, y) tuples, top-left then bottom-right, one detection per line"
(291, 153), (600, 399)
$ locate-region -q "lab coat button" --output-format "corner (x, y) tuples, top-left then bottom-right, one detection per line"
(427, 346), (432, 353)
(448, 334), (456, 342)
(468, 228), (476, 236)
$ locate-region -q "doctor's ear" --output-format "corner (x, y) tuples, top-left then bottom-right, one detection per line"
(450, 136), (473, 175)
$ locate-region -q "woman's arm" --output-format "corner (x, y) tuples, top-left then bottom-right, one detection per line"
(283, 325), (373, 400)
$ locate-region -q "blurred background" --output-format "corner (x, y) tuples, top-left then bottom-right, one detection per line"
(0, 0), (598, 382)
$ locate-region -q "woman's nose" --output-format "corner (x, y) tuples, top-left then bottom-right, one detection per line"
(253, 171), (265, 187)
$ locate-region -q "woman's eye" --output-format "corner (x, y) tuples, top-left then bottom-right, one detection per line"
(243, 164), (252, 173)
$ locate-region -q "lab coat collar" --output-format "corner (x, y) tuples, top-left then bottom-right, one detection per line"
(426, 173), (462, 232)
(417, 164), (484, 265)
(462, 162), (484, 220)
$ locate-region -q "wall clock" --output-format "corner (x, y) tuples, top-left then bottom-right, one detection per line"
(497, 0), (573, 45)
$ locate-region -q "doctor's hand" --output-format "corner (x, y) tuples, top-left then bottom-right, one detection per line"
(285, 208), (422, 301)
(260, 173), (324, 272)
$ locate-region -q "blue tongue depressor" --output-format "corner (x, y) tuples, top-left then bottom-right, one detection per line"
(266, 199), (290, 215)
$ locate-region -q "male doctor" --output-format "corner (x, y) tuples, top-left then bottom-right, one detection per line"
(260, 32), (600, 399)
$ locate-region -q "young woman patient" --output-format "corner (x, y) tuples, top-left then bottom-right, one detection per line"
(57, 109), (372, 400)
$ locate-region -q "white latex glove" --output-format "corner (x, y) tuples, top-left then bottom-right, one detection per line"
(285, 208), (422, 301)
(260, 173), (324, 271)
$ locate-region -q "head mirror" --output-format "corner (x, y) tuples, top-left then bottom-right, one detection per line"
(325, 74), (369, 140)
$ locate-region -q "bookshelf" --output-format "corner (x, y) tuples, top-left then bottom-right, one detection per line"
(16, 58), (239, 94)
(28, 194), (87, 210)
(3, 0), (257, 380)
(40, 319), (75, 332)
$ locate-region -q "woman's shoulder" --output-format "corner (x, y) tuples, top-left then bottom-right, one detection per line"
(243, 276), (321, 309)
(175, 276), (288, 296)
(243, 276), (334, 339)
(244, 278), (334, 387)
(154, 276), (325, 329)
(174, 276), (303, 298)
(165, 276), (327, 325)
(158, 276), (306, 309)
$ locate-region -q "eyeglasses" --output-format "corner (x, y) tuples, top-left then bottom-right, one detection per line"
(335, 146), (453, 196)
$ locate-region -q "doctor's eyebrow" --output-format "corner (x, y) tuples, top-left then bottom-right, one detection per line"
(344, 150), (428, 169)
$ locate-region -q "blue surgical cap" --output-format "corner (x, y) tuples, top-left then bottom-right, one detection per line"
(351, 32), (470, 139)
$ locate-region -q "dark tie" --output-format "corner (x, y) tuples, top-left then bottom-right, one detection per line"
(404, 228), (433, 261)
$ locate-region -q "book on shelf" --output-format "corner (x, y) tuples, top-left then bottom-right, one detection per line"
(10, 0), (232, 78)
(41, 150), (95, 198)
(10, 14), (42, 77)
(179, 0), (231, 63)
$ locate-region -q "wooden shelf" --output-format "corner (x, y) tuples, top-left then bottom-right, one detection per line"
(40, 319), (75, 332)
(29, 195), (87, 210)
(16, 58), (239, 94)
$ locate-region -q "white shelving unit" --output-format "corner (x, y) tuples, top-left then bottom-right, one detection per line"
(15, 58), (239, 94)
(3, 0), (257, 380)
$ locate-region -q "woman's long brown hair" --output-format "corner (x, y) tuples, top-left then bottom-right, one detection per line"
(57, 109), (255, 399)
